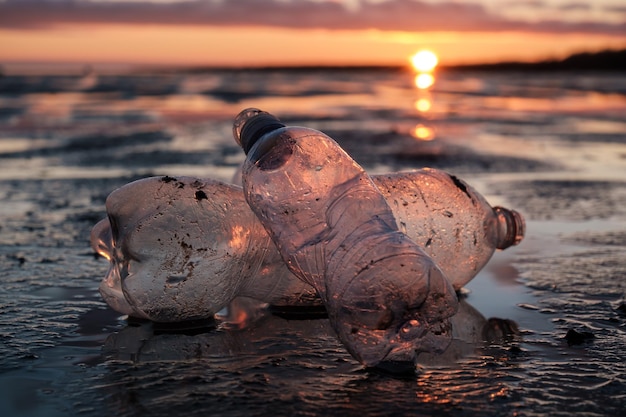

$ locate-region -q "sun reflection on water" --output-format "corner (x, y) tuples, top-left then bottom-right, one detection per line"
(409, 49), (438, 140)
(412, 124), (435, 141)
(415, 73), (435, 90)
(415, 97), (432, 113)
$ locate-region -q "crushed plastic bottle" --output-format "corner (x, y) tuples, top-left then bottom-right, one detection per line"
(91, 176), (281, 322)
(234, 108), (459, 368)
(92, 167), (524, 322)
(233, 164), (524, 293)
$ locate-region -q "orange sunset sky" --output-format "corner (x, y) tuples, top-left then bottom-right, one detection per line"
(0, 0), (625, 71)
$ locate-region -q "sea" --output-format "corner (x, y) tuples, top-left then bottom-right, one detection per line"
(0, 66), (625, 416)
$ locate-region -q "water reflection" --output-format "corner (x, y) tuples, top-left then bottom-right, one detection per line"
(102, 298), (519, 369)
(411, 77), (436, 141)
(415, 73), (435, 90)
(95, 296), (521, 416)
(411, 124), (435, 141)
(414, 96), (432, 113)
(409, 50), (438, 142)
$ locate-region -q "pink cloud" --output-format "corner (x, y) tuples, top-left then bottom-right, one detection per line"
(0, 0), (623, 35)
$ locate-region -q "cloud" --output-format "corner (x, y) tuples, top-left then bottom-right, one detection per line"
(498, 0), (547, 9)
(0, 0), (623, 35)
(605, 5), (626, 14)
(557, 2), (591, 11)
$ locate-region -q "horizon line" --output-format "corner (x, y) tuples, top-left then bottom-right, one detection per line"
(2, 47), (624, 75)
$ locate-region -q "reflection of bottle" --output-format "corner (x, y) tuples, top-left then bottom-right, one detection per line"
(234, 108), (458, 369)
(92, 158), (524, 323)
(102, 298), (497, 366)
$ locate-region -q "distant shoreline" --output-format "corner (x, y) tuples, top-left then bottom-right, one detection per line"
(151, 48), (626, 74)
(446, 48), (626, 72)
(145, 49), (626, 74)
(2, 48), (624, 75)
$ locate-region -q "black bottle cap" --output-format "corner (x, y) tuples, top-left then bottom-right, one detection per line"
(233, 108), (286, 154)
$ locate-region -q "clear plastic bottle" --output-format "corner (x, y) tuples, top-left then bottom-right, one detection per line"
(372, 169), (524, 290)
(92, 159), (524, 324)
(91, 176), (285, 322)
(234, 108), (459, 368)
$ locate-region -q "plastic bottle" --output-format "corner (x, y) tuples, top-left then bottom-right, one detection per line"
(92, 168), (524, 324)
(92, 168), (524, 322)
(92, 176), (282, 322)
(234, 108), (461, 369)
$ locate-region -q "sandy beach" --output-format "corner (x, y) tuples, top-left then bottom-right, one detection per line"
(1, 68), (625, 416)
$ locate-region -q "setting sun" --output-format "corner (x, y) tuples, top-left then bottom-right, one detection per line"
(410, 50), (439, 73)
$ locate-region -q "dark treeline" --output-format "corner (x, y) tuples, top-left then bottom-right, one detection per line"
(446, 48), (626, 72)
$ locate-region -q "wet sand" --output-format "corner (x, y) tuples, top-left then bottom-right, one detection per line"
(0, 69), (625, 416)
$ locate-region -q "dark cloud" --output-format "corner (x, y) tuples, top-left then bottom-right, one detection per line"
(0, 0), (623, 35)
(557, 2), (591, 11)
(605, 5), (626, 14)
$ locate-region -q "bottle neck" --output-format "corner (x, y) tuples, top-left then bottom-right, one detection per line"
(493, 206), (525, 250)
(233, 108), (286, 154)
